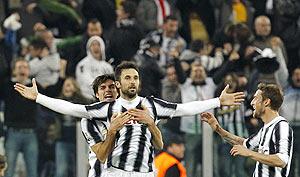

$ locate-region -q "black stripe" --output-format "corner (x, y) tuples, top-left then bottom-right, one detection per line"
(81, 132), (89, 142)
(87, 120), (102, 143)
(157, 116), (170, 120)
(274, 123), (281, 153)
(91, 119), (101, 133)
(269, 133), (276, 177)
(153, 97), (177, 109)
(108, 131), (120, 168)
(281, 127), (293, 177)
(146, 96), (157, 121)
(147, 138), (154, 172)
(100, 121), (108, 131)
(85, 101), (109, 111)
(118, 126), (133, 169)
(136, 101), (143, 109)
(233, 110), (238, 135)
(258, 126), (271, 177)
(92, 117), (108, 121)
(107, 101), (115, 122)
(133, 125), (147, 171)
(94, 159), (101, 177)
(246, 130), (261, 149)
(122, 106), (127, 112)
(107, 152), (113, 168)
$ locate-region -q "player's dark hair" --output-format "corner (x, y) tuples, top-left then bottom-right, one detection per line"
(114, 61), (139, 81)
(92, 74), (116, 95)
(257, 83), (283, 111)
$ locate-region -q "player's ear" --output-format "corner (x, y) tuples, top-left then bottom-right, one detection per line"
(95, 92), (99, 99)
(115, 81), (121, 89)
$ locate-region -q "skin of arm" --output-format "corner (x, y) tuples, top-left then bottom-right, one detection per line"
(230, 145), (286, 168)
(202, 112), (286, 168)
(14, 78), (90, 118)
(174, 85), (245, 117)
(201, 112), (245, 145)
(91, 112), (132, 163)
(147, 121), (164, 150)
(128, 107), (164, 150)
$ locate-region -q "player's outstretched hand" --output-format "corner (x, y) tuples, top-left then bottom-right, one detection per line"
(219, 85), (245, 106)
(14, 78), (39, 100)
(200, 112), (219, 131)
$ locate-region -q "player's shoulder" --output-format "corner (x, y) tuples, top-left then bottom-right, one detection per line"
(85, 100), (113, 111)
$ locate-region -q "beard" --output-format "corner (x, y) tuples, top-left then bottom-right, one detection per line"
(121, 87), (137, 99)
(253, 106), (265, 119)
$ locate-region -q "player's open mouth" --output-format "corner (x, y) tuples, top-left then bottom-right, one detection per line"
(104, 94), (113, 99)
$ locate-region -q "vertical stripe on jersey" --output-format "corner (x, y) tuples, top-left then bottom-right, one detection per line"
(281, 127), (293, 177)
(107, 101), (115, 122)
(118, 126), (133, 169)
(133, 125), (147, 171)
(258, 126), (271, 177)
(94, 159), (101, 177)
(268, 134), (276, 177)
(146, 97), (157, 121)
(148, 137), (154, 172)
(87, 120), (102, 143)
(86, 101), (109, 111)
(233, 111), (238, 135)
(152, 97), (177, 109)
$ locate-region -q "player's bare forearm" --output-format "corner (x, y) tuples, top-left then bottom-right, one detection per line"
(215, 124), (245, 145)
(148, 123), (163, 150)
(91, 129), (117, 163)
(248, 151), (286, 168)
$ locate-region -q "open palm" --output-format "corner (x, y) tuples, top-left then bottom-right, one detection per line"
(14, 78), (39, 100)
(219, 85), (245, 106)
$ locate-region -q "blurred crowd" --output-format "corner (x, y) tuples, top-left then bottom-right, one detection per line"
(0, 0), (300, 177)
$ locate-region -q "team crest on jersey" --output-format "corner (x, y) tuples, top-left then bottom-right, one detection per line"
(125, 119), (139, 125)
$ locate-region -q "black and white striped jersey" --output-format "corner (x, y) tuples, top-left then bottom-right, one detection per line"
(81, 118), (109, 177)
(85, 96), (177, 172)
(243, 116), (293, 177)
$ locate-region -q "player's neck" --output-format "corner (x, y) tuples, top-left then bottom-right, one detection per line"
(262, 109), (279, 124)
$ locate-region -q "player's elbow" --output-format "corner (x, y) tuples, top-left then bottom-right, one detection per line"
(277, 161), (286, 168)
(273, 159), (286, 168)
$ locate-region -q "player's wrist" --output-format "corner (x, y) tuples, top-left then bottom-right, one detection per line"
(108, 128), (118, 135)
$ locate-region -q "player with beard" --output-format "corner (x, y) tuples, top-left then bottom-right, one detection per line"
(201, 83), (293, 177)
(81, 74), (163, 177)
(14, 61), (244, 177)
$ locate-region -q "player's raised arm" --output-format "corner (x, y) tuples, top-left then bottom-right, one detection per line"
(174, 85), (245, 117)
(14, 78), (90, 118)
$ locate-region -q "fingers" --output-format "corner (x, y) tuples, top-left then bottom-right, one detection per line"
(32, 78), (37, 88)
(230, 146), (240, 156)
(14, 86), (24, 95)
(127, 111), (143, 118)
(120, 114), (132, 124)
(222, 84), (229, 93)
(233, 92), (245, 99)
(111, 112), (126, 120)
(14, 83), (26, 89)
(14, 84), (25, 94)
(234, 98), (245, 103)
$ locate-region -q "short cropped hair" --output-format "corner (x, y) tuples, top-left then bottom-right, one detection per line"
(114, 61), (139, 81)
(257, 83), (284, 111)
